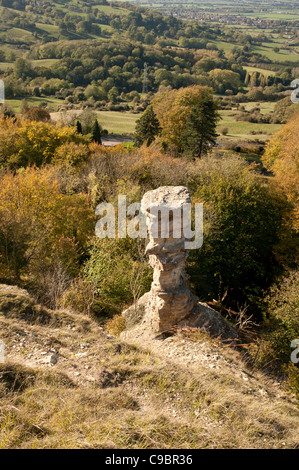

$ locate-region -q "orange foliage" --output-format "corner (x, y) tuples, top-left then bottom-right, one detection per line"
(262, 114), (299, 229)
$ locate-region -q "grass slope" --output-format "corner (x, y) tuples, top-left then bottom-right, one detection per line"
(0, 285), (298, 449)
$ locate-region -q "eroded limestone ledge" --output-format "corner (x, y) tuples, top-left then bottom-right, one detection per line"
(122, 186), (237, 342)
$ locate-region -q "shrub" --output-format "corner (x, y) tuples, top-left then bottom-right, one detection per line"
(262, 114), (299, 230)
(186, 155), (289, 317)
(105, 314), (126, 336)
(0, 117), (89, 169)
(61, 276), (96, 315)
(81, 237), (152, 317)
(0, 167), (94, 302)
(24, 107), (51, 122)
(263, 271), (299, 363)
(53, 142), (91, 167)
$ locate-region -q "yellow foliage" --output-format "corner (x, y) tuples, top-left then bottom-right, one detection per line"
(0, 166), (61, 221)
(0, 117), (89, 168)
(0, 167), (94, 279)
(52, 142), (91, 167)
(262, 114), (299, 229)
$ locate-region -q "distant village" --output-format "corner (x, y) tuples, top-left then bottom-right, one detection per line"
(135, 1), (299, 29)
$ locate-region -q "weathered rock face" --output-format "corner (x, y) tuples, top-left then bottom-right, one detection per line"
(122, 186), (237, 342)
(140, 186), (197, 332)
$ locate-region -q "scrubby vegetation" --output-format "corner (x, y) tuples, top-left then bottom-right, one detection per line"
(0, 0), (298, 450)
(0, 104), (297, 394)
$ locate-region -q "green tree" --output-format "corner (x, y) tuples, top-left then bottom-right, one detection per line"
(208, 69), (241, 94)
(250, 72), (259, 87)
(91, 120), (102, 145)
(180, 98), (220, 158)
(186, 156), (288, 317)
(107, 87), (119, 104)
(13, 58), (32, 80)
(134, 105), (162, 147)
(244, 71), (250, 86)
(76, 121), (83, 134)
(85, 84), (107, 101)
(263, 270), (299, 363)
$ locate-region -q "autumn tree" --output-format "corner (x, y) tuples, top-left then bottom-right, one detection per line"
(52, 141), (91, 168)
(152, 85), (219, 154)
(24, 106), (51, 122)
(0, 117), (89, 169)
(262, 113), (299, 230)
(20, 99), (30, 115)
(0, 167), (94, 304)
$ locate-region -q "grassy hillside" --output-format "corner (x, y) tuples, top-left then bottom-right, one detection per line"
(0, 0), (297, 145)
(1, 285), (298, 449)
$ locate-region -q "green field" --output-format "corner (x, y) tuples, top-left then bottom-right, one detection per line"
(94, 106), (281, 139)
(2, 27), (36, 45)
(48, 108), (141, 135)
(212, 41), (299, 63)
(252, 44), (299, 62)
(218, 107), (281, 141)
(244, 12), (299, 20)
(36, 22), (60, 38)
(243, 66), (276, 77)
(96, 111), (141, 135)
(53, 1), (130, 17)
(6, 97), (64, 113)
(0, 62), (12, 71)
(3, 99), (281, 140)
(32, 59), (60, 68)
(92, 4), (130, 15)
(211, 40), (236, 53)
(0, 59), (60, 71)
(242, 102), (276, 114)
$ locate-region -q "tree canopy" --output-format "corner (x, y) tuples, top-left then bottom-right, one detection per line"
(152, 85), (220, 155)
